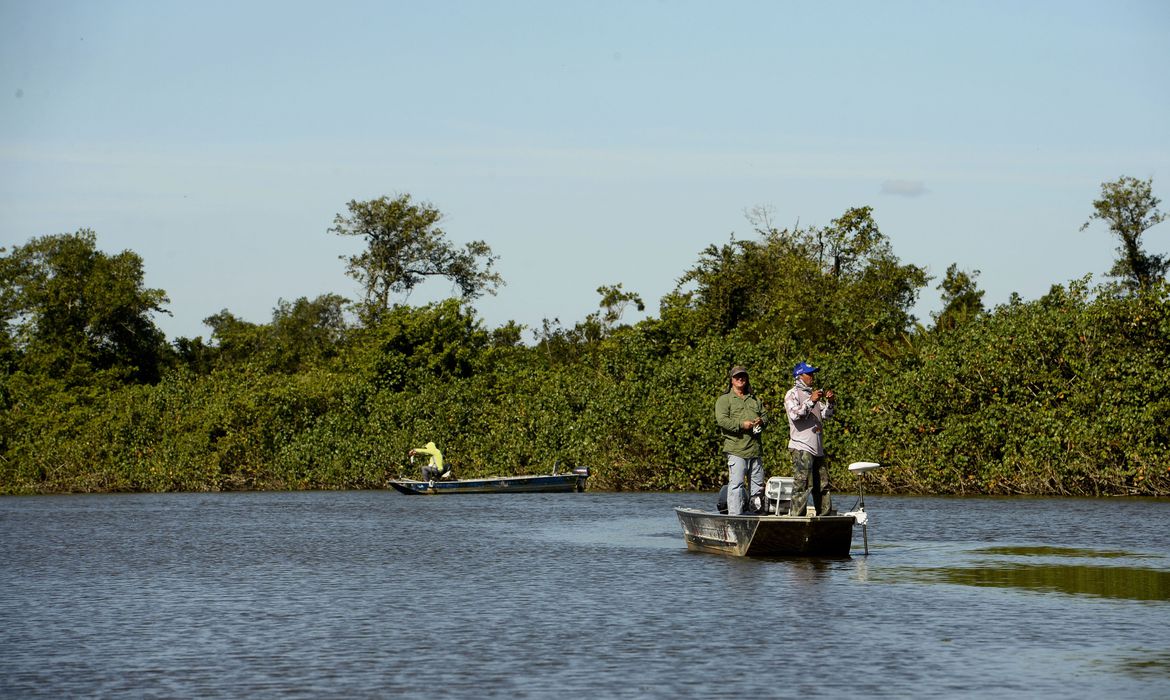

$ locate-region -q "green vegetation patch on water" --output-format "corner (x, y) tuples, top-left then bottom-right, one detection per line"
(973, 545), (1134, 559)
(1115, 650), (1170, 679)
(901, 562), (1170, 601)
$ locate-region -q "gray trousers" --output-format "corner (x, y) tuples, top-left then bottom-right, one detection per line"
(727, 454), (764, 515)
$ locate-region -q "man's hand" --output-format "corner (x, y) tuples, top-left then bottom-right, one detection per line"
(811, 389), (824, 402)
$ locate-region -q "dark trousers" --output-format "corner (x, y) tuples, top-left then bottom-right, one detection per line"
(788, 449), (832, 516)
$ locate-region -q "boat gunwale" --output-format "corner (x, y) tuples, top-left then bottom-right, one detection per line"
(673, 506), (857, 523)
(390, 473), (582, 486)
(387, 472), (589, 495)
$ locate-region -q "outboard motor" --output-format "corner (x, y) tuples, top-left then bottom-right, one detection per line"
(717, 483), (768, 515)
(572, 466), (590, 492)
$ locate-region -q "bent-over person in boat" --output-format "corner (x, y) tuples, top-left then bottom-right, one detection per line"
(409, 442), (451, 482)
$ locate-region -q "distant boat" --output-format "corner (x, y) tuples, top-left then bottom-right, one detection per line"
(387, 467), (591, 495)
(675, 461), (885, 557)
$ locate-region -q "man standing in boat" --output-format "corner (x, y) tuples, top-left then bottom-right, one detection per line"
(785, 361), (836, 516)
(409, 441), (450, 482)
(714, 365), (769, 515)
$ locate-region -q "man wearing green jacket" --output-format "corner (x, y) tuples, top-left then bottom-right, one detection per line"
(714, 365), (769, 515)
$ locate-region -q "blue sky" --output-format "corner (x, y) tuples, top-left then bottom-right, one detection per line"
(3, 0), (1168, 341)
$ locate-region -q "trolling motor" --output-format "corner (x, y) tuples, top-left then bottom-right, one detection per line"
(843, 461), (885, 554)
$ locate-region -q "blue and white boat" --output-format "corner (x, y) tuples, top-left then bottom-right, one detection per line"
(387, 467), (591, 495)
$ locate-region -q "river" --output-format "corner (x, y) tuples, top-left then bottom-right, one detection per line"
(1, 490), (1168, 698)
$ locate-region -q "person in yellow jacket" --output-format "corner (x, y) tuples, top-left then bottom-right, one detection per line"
(409, 442), (451, 482)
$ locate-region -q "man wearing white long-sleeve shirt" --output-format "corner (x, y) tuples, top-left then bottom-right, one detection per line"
(785, 361), (836, 516)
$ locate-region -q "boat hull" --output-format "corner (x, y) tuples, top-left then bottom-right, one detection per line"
(388, 473), (588, 495)
(674, 507), (855, 557)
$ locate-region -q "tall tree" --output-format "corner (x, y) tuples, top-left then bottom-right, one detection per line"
(1080, 176), (1168, 293)
(200, 294), (349, 373)
(665, 206), (926, 347)
(349, 299), (491, 391)
(595, 283), (645, 334)
(818, 206), (887, 278)
(328, 194), (503, 323)
(566, 283), (648, 343)
(933, 263), (985, 331)
(269, 294), (349, 370)
(0, 230), (169, 384)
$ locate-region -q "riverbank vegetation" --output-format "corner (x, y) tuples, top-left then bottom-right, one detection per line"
(2, 181), (1167, 496)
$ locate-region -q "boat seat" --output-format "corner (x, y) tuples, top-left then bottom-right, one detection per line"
(766, 476), (795, 515)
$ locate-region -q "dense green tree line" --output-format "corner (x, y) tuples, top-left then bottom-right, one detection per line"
(2, 184), (1167, 496)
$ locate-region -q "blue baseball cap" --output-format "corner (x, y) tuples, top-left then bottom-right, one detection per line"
(793, 361), (819, 378)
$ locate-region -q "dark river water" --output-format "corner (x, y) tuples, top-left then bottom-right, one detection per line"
(1, 490), (1168, 698)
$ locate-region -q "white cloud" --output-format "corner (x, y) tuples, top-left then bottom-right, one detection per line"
(881, 179), (929, 197)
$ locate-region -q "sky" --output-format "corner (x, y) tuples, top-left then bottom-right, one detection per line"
(2, 0), (1168, 342)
